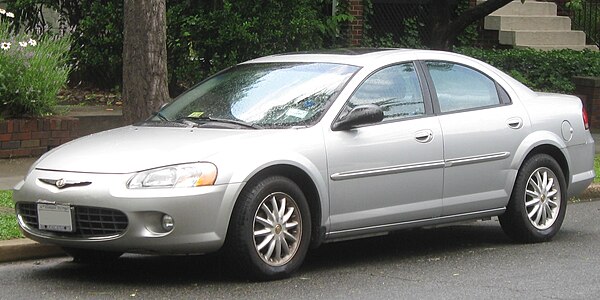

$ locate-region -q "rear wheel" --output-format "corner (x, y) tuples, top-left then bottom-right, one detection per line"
(225, 176), (311, 280)
(499, 154), (567, 243)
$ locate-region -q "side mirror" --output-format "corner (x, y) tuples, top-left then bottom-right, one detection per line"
(332, 104), (384, 131)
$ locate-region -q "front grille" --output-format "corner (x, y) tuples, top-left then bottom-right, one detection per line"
(75, 206), (128, 236)
(16, 202), (128, 238)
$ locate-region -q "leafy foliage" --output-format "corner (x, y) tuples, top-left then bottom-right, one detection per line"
(457, 47), (600, 93)
(0, 10), (71, 118)
(5, 0), (123, 88)
(168, 0), (346, 91)
(362, 0), (427, 49)
(6, 0), (346, 93)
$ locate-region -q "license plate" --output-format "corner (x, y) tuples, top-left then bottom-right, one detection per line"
(37, 203), (74, 232)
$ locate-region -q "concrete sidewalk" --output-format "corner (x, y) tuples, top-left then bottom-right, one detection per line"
(0, 157), (37, 190)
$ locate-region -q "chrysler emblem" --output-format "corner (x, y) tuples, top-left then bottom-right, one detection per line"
(55, 178), (66, 188)
(38, 178), (92, 189)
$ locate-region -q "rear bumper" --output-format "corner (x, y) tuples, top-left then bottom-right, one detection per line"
(567, 137), (595, 198)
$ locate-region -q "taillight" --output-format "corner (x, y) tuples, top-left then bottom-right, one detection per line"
(583, 106), (590, 130)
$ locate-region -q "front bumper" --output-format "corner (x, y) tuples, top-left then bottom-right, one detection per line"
(13, 169), (242, 254)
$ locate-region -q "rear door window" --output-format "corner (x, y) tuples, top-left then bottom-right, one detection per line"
(425, 61), (502, 113)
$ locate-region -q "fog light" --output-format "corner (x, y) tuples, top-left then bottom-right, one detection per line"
(162, 215), (174, 231)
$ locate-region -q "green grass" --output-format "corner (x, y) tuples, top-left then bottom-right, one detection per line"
(0, 190), (14, 208)
(0, 190), (23, 240)
(595, 155), (600, 183)
(0, 215), (22, 240)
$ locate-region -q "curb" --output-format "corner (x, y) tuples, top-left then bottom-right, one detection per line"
(0, 239), (65, 263)
(1, 183), (600, 264)
(576, 183), (600, 200)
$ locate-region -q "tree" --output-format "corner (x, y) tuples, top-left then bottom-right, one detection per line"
(122, 0), (169, 124)
(429, 0), (524, 49)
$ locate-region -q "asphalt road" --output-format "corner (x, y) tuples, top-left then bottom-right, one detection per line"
(1, 200), (599, 299)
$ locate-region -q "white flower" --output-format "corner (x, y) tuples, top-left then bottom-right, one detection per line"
(0, 42), (10, 50)
(19, 41), (28, 47)
(0, 9), (5, 15)
(6, 12), (14, 18)
(28, 39), (37, 46)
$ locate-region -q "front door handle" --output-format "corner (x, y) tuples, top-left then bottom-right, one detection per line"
(415, 130), (434, 143)
(507, 117), (523, 129)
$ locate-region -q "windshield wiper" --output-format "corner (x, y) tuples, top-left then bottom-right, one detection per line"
(152, 111), (170, 122)
(180, 116), (262, 129)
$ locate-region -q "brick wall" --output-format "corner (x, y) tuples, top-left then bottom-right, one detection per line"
(573, 76), (600, 129)
(0, 117), (79, 158)
(348, 0), (364, 46)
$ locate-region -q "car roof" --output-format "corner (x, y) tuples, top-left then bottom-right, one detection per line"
(244, 48), (537, 99)
(244, 48), (430, 67)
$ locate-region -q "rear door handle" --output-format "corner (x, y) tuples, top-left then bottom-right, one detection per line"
(507, 117), (523, 129)
(415, 130), (434, 143)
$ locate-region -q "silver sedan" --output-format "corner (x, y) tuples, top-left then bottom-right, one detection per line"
(13, 49), (595, 280)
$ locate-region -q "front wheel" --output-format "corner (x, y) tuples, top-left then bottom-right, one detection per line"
(499, 154), (567, 243)
(225, 176), (311, 280)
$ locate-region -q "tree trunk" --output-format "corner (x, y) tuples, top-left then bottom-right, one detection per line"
(429, 0), (516, 50)
(122, 0), (169, 124)
(429, 1), (453, 50)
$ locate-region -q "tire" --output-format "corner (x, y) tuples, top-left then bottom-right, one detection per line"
(499, 154), (567, 243)
(62, 247), (123, 264)
(225, 176), (311, 281)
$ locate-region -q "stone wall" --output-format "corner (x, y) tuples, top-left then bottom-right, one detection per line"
(0, 118), (79, 158)
(574, 76), (600, 129)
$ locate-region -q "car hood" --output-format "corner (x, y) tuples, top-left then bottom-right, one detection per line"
(35, 125), (270, 174)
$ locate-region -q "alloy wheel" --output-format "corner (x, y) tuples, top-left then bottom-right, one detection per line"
(252, 192), (302, 266)
(525, 167), (561, 230)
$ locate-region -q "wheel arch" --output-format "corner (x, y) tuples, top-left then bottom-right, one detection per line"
(236, 164), (325, 249)
(511, 130), (570, 181)
(516, 144), (570, 188)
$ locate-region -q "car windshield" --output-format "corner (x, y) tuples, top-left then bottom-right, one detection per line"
(153, 62), (359, 128)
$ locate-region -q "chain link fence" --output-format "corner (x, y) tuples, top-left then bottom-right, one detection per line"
(364, 0), (433, 47)
(364, 0), (600, 48)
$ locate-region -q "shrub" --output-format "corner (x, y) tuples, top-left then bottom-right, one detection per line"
(6, 0), (343, 93)
(4, 0), (123, 89)
(69, 1), (123, 88)
(0, 9), (71, 118)
(168, 0), (344, 91)
(457, 47), (600, 94)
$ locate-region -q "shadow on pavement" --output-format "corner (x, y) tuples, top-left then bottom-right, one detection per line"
(27, 222), (515, 284)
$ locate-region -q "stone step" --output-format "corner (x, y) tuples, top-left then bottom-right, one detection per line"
(485, 15), (572, 31)
(499, 30), (586, 46)
(515, 44), (599, 51)
(489, 0), (557, 16)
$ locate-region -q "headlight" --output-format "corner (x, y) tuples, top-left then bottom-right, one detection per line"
(127, 162), (217, 189)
